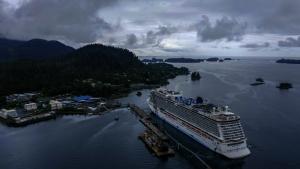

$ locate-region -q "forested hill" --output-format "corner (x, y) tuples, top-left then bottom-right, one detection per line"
(0, 38), (75, 61)
(0, 43), (188, 97)
(63, 44), (144, 72)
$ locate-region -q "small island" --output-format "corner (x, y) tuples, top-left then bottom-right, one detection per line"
(250, 78), (265, 86)
(276, 59), (300, 64)
(191, 72), (201, 81)
(277, 83), (293, 90)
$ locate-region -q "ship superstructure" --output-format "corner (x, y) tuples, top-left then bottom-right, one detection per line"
(147, 88), (250, 159)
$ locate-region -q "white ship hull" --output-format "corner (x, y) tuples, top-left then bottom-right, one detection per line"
(148, 100), (250, 159)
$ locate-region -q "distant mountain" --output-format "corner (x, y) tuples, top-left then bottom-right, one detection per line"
(0, 43), (188, 97)
(0, 38), (74, 61)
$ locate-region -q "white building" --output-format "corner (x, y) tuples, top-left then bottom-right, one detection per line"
(0, 109), (18, 119)
(49, 100), (63, 110)
(24, 103), (37, 111)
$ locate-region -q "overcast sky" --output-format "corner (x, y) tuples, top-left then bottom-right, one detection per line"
(1, 0), (300, 57)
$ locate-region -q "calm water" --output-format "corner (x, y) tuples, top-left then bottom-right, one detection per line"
(1, 59), (300, 169)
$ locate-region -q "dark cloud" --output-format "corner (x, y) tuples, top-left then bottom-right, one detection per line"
(1, 0), (300, 56)
(278, 37), (300, 47)
(125, 34), (138, 47)
(146, 26), (178, 45)
(0, 0), (120, 43)
(183, 0), (300, 35)
(0, 1), (6, 23)
(240, 42), (270, 48)
(160, 47), (188, 53)
(195, 16), (247, 42)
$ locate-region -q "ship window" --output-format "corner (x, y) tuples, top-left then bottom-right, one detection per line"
(227, 141), (244, 146)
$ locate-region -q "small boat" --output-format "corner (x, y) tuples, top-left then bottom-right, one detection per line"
(136, 91), (142, 96)
(114, 116), (119, 121)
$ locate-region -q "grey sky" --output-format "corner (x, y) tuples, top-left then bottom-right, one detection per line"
(1, 0), (300, 57)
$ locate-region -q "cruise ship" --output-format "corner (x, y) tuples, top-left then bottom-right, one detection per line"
(147, 88), (251, 159)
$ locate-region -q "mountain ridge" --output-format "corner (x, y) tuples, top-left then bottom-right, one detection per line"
(0, 38), (75, 61)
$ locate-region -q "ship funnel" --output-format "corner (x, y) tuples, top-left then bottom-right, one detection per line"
(212, 107), (216, 113)
(225, 106), (229, 112)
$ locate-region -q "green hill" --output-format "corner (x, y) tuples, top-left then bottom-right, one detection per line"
(0, 43), (188, 97)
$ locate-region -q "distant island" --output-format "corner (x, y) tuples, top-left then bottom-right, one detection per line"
(0, 38), (189, 98)
(165, 58), (204, 63)
(165, 57), (233, 63)
(206, 57), (219, 62)
(276, 59), (300, 64)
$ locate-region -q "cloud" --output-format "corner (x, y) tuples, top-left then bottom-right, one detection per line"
(183, 0), (300, 35)
(195, 15), (247, 42)
(278, 37), (300, 47)
(240, 42), (270, 48)
(0, 0), (120, 43)
(2, 0), (300, 56)
(125, 33), (138, 47)
(145, 26), (178, 45)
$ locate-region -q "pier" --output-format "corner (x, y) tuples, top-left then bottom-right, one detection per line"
(129, 104), (174, 157)
(0, 111), (56, 127)
(129, 104), (213, 169)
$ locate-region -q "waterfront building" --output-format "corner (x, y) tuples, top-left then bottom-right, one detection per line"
(49, 100), (63, 110)
(24, 103), (38, 111)
(0, 109), (18, 119)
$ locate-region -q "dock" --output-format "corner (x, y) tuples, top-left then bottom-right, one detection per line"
(129, 104), (174, 157)
(130, 104), (212, 169)
(139, 130), (175, 157)
(2, 111), (56, 127)
(129, 104), (149, 119)
(140, 118), (168, 141)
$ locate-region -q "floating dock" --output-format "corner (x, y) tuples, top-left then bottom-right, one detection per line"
(129, 104), (174, 157)
(130, 104), (212, 168)
(139, 130), (175, 157)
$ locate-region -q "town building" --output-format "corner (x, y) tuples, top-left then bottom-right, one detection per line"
(24, 103), (37, 111)
(0, 109), (18, 119)
(49, 100), (63, 110)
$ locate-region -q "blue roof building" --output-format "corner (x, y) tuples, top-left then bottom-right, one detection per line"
(73, 96), (92, 103)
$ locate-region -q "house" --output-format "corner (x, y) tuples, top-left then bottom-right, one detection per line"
(49, 100), (63, 110)
(0, 109), (18, 119)
(24, 103), (37, 111)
